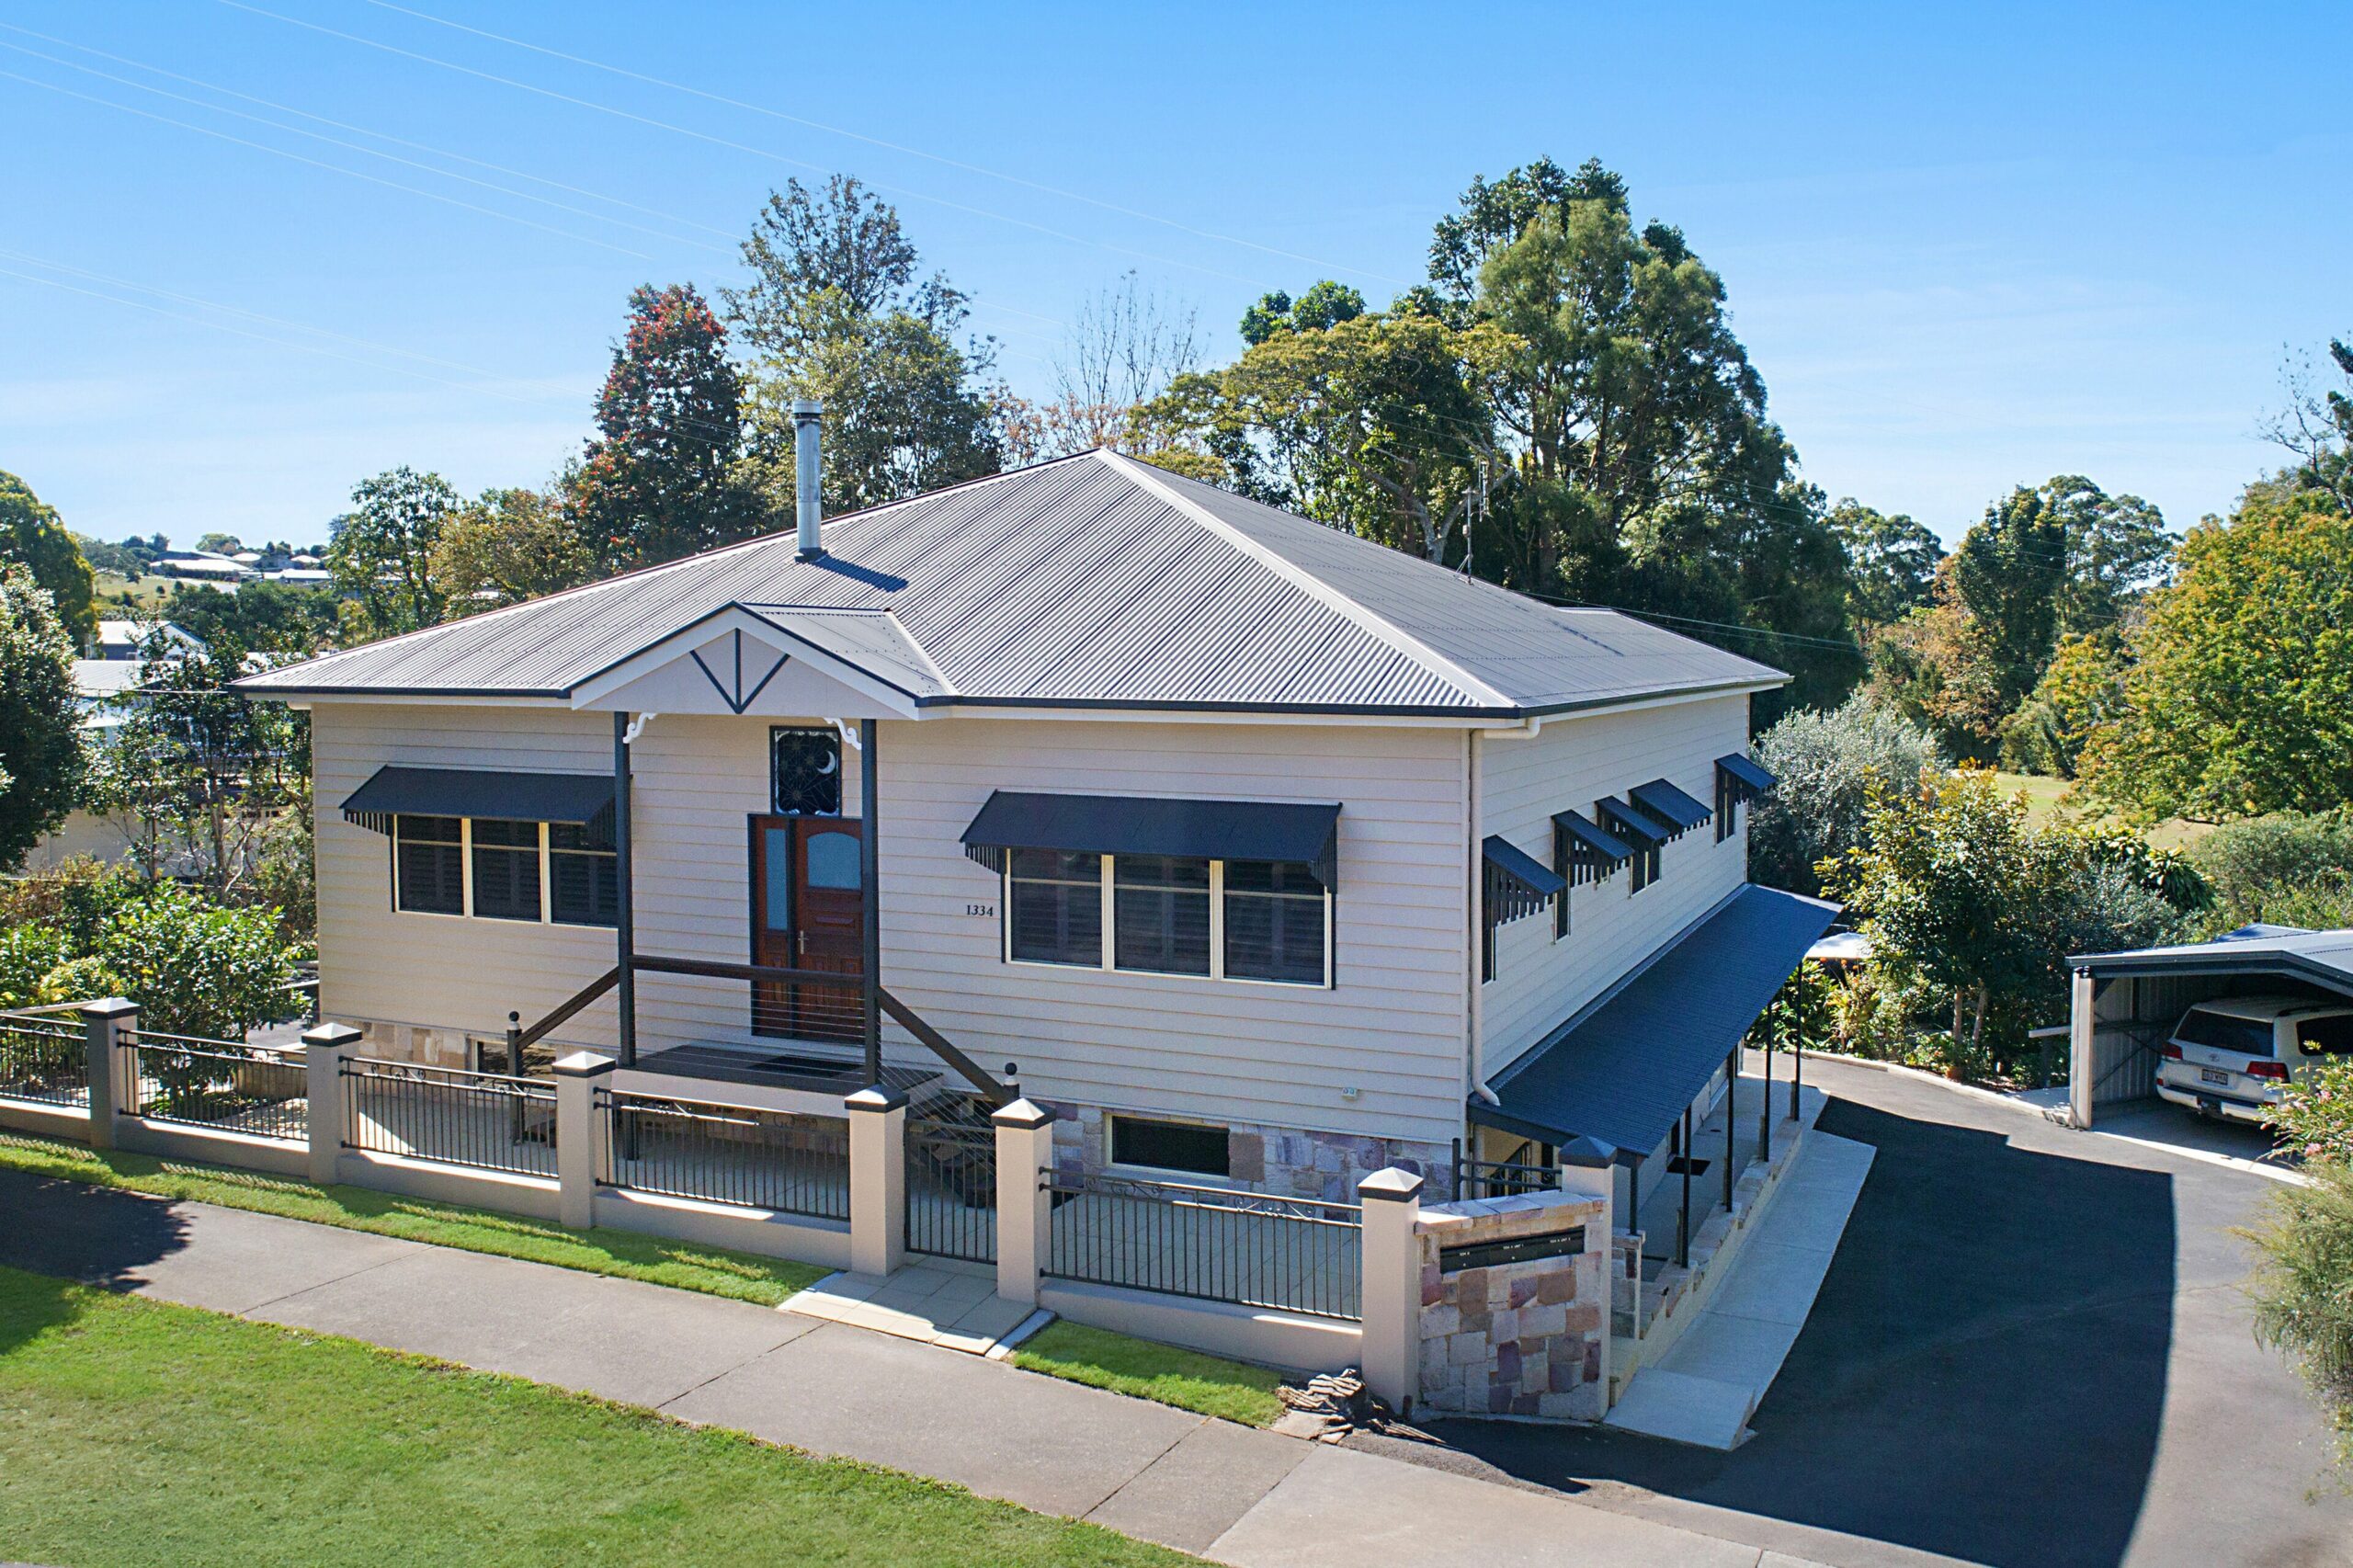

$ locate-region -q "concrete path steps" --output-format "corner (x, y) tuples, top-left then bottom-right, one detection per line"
(0, 1167), (1829, 1567)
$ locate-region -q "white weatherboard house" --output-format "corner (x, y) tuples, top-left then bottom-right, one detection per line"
(239, 434), (1832, 1237)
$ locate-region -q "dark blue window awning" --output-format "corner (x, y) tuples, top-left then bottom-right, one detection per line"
(1630, 778), (1711, 839)
(341, 766), (615, 838)
(1483, 835), (1565, 925)
(1553, 810), (1632, 886)
(1716, 754), (1775, 801)
(1473, 885), (1840, 1163)
(961, 790), (1341, 890)
(1596, 795), (1673, 847)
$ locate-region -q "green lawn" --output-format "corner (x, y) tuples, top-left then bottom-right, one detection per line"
(0, 1266), (1191, 1568)
(1993, 769), (2210, 852)
(1010, 1321), (1286, 1427)
(0, 1131), (826, 1305)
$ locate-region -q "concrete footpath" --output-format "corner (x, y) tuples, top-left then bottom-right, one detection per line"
(0, 1170), (1826, 1567)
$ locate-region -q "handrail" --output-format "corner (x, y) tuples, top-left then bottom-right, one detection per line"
(877, 985), (1012, 1107)
(513, 967), (620, 1051)
(506, 955), (1013, 1107)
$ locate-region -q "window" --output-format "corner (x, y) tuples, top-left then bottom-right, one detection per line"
(1224, 860), (1326, 984)
(2174, 1008), (2277, 1057)
(771, 726), (842, 816)
(1003, 853), (1332, 986)
(392, 813), (616, 928)
(1115, 855), (1211, 975)
(1111, 1115), (1230, 1178)
(470, 818), (542, 922)
(550, 823), (619, 926)
(393, 815), (464, 915)
(2299, 1014), (2353, 1055)
(1008, 848), (1102, 966)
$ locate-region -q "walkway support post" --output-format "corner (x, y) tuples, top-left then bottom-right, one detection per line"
(2068, 967), (2097, 1130)
(846, 1085), (906, 1276)
(1358, 1167), (1424, 1415)
(992, 1098), (1054, 1306)
(80, 998), (135, 1151)
(859, 718), (881, 1085)
(1677, 1106), (1692, 1267)
(301, 1021), (360, 1186)
(553, 1051), (615, 1232)
(1723, 1048), (1736, 1213)
(1758, 1038), (1773, 1165)
(613, 711), (636, 1067)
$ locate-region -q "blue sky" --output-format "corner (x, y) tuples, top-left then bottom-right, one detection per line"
(3, 1), (2347, 552)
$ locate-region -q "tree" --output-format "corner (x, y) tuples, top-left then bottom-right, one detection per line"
(326, 467), (459, 640)
(1140, 304), (1508, 562)
(2246, 1140), (2353, 1471)
(726, 176), (1004, 517)
(428, 486), (601, 611)
(0, 470), (97, 649)
(1748, 694), (1944, 895)
(1830, 499), (1943, 628)
(161, 581), (337, 657)
(1997, 631), (2128, 778)
(1017, 271), (1199, 459)
(194, 532), (243, 556)
(86, 635), (304, 895)
(94, 881), (294, 1038)
(2263, 336), (2353, 512)
(568, 284), (755, 570)
(2077, 486), (2353, 820)
(0, 562), (83, 870)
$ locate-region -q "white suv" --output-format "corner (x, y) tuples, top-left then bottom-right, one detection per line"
(2155, 995), (2353, 1126)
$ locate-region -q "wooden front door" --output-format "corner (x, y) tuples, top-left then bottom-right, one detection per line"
(751, 815), (864, 1042)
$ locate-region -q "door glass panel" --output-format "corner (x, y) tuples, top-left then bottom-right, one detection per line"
(763, 827), (793, 929)
(806, 830), (862, 890)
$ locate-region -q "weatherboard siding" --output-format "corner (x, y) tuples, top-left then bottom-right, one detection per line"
(312, 704), (1471, 1146)
(1477, 695), (1753, 1080)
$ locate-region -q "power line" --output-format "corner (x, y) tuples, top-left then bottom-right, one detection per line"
(357, 0), (1418, 291)
(215, 0), (1277, 291)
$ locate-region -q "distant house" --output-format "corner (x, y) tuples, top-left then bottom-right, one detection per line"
(157, 555), (254, 585)
(95, 619), (207, 662)
(264, 568), (335, 586)
(239, 445), (1831, 1227)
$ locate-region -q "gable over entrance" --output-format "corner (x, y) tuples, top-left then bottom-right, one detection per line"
(566, 605), (935, 721)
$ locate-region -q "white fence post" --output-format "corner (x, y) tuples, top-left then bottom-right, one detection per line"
(1358, 1166), (1425, 1415)
(79, 998), (135, 1151)
(301, 1022), (360, 1186)
(992, 1098), (1054, 1307)
(553, 1051), (616, 1231)
(847, 1085), (907, 1276)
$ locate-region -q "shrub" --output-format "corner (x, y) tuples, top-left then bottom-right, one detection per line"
(2271, 1060), (2353, 1165)
(2191, 813), (2353, 927)
(2245, 1158), (2353, 1471)
(93, 883), (294, 1038)
(1749, 694), (1945, 896)
(0, 925), (73, 1009)
(32, 955), (126, 1009)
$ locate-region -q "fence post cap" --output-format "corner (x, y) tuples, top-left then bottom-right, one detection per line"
(300, 1021), (363, 1049)
(845, 1084), (907, 1112)
(991, 1096), (1054, 1131)
(1358, 1167), (1427, 1204)
(78, 997), (139, 1021)
(551, 1050), (617, 1078)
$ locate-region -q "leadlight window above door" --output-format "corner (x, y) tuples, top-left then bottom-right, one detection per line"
(771, 726), (842, 815)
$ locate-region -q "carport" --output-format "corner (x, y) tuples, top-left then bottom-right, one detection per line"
(2066, 924), (2353, 1128)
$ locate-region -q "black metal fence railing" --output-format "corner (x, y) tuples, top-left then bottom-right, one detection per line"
(1451, 1156), (1562, 1202)
(340, 1056), (556, 1178)
(904, 1113), (997, 1263)
(126, 1030), (309, 1143)
(1044, 1173), (1363, 1322)
(0, 1010), (87, 1108)
(598, 1091), (850, 1221)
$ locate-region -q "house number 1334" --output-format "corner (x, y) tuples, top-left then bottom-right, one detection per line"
(966, 903), (995, 917)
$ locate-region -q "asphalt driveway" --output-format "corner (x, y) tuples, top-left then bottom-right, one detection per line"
(1354, 1055), (2353, 1568)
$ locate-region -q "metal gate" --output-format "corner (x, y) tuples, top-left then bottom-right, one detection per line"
(904, 1106), (997, 1264)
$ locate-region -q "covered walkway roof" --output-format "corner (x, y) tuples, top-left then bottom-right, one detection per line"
(1473, 884), (1839, 1164)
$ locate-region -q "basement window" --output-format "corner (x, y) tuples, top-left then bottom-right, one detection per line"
(1110, 1114), (1231, 1179)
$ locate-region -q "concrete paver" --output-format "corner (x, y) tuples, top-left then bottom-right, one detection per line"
(254, 1244), (819, 1407)
(1081, 1417), (1310, 1555)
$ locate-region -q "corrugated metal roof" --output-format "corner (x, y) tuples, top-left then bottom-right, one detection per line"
(2075, 926), (2353, 999)
(242, 450), (1784, 718)
(1474, 884), (1840, 1159)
